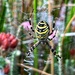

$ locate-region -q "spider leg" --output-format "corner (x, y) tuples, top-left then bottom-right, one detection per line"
(29, 19), (35, 32)
(31, 27), (35, 32)
(27, 41), (41, 56)
(46, 40), (55, 54)
(28, 19), (35, 36)
(28, 27), (35, 38)
(46, 40), (61, 61)
(48, 29), (57, 41)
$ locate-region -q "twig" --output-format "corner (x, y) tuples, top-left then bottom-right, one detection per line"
(62, 15), (75, 43)
(42, 55), (51, 73)
(48, 0), (54, 75)
(53, 4), (75, 8)
(17, 63), (51, 75)
(37, 4), (75, 12)
(64, 15), (75, 33)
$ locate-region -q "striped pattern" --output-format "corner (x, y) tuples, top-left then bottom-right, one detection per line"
(35, 21), (49, 40)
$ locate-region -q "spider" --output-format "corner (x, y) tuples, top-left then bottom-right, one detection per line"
(24, 20), (61, 60)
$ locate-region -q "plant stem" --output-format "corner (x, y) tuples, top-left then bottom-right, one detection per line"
(33, 0), (38, 75)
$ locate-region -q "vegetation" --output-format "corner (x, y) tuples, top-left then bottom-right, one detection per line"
(0, 0), (75, 75)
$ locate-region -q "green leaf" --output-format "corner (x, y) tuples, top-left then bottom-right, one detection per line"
(0, 1), (6, 32)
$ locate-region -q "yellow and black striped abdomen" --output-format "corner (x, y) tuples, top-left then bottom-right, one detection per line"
(35, 21), (50, 40)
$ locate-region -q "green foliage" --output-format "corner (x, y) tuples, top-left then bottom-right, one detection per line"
(9, 54), (19, 75)
(65, 0), (75, 27)
(0, 56), (6, 68)
(62, 37), (71, 63)
(62, 0), (75, 63)
(0, 1), (6, 32)
(65, 0), (68, 4)
(52, 9), (60, 19)
(37, 0), (43, 7)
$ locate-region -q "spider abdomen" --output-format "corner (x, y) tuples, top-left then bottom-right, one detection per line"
(35, 21), (50, 40)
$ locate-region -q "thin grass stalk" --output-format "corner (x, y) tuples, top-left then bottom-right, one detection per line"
(5, 0), (13, 33)
(33, 0), (38, 75)
(65, 0), (75, 26)
(10, 50), (20, 75)
(48, 0), (54, 75)
(10, 52), (15, 75)
(42, 55), (51, 74)
(0, 0), (6, 32)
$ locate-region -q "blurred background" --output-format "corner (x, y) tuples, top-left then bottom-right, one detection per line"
(0, 0), (75, 75)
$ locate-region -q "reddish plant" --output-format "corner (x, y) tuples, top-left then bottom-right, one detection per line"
(4, 65), (10, 74)
(70, 49), (75, 56)
(0, 32), (18, 50)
